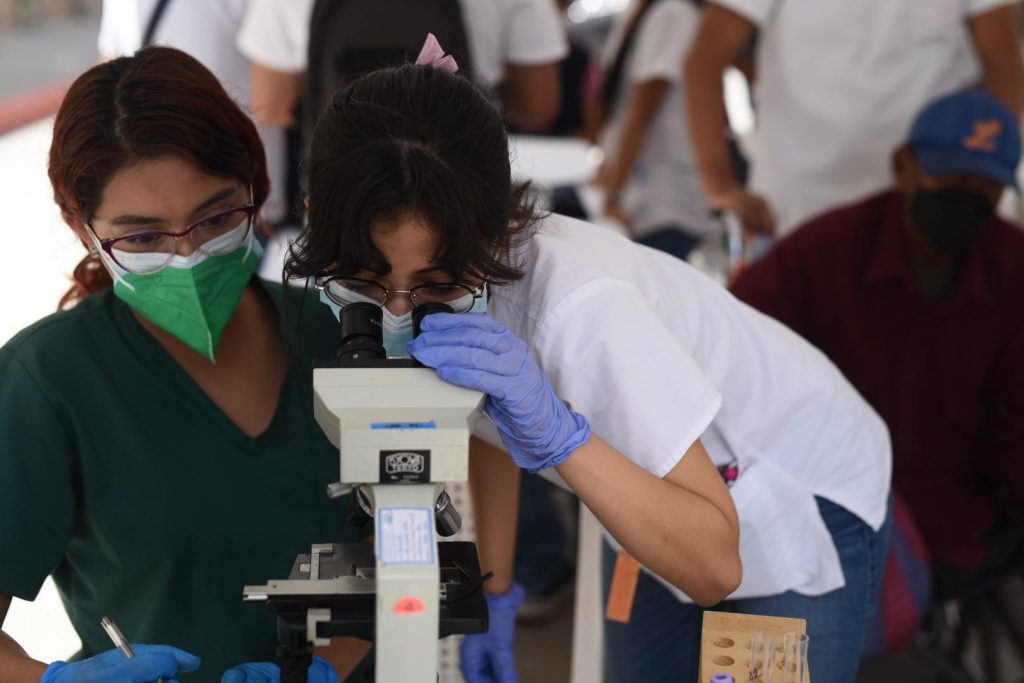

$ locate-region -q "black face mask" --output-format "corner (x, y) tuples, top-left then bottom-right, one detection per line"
(910, 188), (996, 255)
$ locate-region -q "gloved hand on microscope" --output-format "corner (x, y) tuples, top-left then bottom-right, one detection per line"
(408, 312), (592, 474)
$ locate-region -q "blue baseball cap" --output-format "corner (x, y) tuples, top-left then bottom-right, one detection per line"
(907, 88), (1021, 190)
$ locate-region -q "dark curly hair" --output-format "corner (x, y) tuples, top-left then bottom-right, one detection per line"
(286, 62), (539, 285)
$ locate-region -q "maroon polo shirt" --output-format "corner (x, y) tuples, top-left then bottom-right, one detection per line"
(732, 191), (1024, 569)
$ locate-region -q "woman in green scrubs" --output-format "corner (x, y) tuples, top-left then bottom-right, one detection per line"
(0, 47), (367, 682)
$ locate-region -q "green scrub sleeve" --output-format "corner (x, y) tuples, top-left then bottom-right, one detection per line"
(0, 349), (76, 600)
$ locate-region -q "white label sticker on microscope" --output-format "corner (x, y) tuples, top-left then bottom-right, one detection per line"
(377, 507), (436, 566)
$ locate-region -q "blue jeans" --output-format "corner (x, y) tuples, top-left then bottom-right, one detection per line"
(602, 497), (893, 683)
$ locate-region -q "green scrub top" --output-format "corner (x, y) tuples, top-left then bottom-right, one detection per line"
(0, 279), (362, 681)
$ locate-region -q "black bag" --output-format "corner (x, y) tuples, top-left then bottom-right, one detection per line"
(304, 0), (475, 153)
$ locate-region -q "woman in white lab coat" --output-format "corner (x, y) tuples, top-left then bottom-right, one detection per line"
(288, 46), (891, 683)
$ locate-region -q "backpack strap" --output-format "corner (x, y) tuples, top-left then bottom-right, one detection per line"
(142, 0), (173, 46)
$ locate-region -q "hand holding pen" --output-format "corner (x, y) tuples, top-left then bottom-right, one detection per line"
(37, 617), (201, 683)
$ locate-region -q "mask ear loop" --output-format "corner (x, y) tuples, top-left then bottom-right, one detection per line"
(85, 221), (136, 292)
(242, 184), (256, 261)
(474, 281), (489, 306)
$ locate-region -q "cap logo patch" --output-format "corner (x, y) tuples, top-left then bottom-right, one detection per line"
(963, 119), (1002, 152)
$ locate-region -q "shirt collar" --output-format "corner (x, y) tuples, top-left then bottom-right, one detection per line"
(865, 192), (994, 307)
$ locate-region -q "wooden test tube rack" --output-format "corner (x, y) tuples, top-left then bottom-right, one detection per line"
(698, 611), (812, 683)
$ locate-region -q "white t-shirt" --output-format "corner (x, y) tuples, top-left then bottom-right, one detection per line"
(600, 0), (718, 238)
(479, 213), (891, 601)
(712, 0), (1016, 234)
(236, 0), (567, 88)
(98, 0), (288, 224)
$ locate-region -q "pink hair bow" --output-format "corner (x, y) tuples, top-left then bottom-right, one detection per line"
(415, 33), (459, 73)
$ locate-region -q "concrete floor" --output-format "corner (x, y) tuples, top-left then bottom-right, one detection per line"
(516, 602), (574, 682)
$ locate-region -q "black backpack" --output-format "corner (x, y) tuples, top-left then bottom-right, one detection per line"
(304, 0), (475, 154)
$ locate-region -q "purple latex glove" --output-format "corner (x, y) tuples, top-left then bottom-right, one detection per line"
(460, 583), (525, 683)
(221, 656), (338, 683)
(40, 645), (200, 683)
(408, 313), (591, 473)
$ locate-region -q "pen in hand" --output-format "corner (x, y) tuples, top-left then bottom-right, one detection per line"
(100, 616), (164, 683)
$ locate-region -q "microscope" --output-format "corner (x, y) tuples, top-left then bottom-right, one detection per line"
(243, 302), (490, 682)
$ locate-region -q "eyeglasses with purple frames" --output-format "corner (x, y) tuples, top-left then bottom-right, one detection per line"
(86, 187), (256, 275)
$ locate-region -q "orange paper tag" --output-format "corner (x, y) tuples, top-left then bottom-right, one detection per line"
(605, 550), (641, 624)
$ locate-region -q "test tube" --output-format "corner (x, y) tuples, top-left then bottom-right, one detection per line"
(781, 632), (810, 683)
(747, 631), (776, 683)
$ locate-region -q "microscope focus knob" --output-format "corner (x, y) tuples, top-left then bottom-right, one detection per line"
(434, 489), (462, 537)
(347, 486), (374, 529)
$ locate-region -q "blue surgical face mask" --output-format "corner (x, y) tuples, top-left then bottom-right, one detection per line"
(381, 307), (415, 358)
(468, 288), (489, 315)
(382, 290), (490, 357)
(319, 287), (489, 358)
(319, 288), (343, 318)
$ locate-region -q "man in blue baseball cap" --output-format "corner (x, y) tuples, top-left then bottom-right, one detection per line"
(733, 87), (1024, 620)
(900, 87), (1020, 260)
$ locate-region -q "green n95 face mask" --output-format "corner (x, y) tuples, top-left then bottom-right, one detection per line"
(95, 225), (262, 362)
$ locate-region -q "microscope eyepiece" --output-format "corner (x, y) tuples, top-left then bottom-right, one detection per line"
(334, 301), (454, 364)
(412, 302), (454, 338)
(338, 302), (386, 360)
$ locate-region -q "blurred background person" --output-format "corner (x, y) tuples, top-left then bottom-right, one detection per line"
(98, 0), (290, 232)
(686, 0), (1024, 237)
(234, 0), (568, 282)
(733, 88), (1024, 628)
(591, 0), (720, 260)
(520, 0), (597, 138)
(236, 0), (567, 148)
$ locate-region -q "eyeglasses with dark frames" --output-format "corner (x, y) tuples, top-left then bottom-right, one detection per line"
(316, 275), (485, 314)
